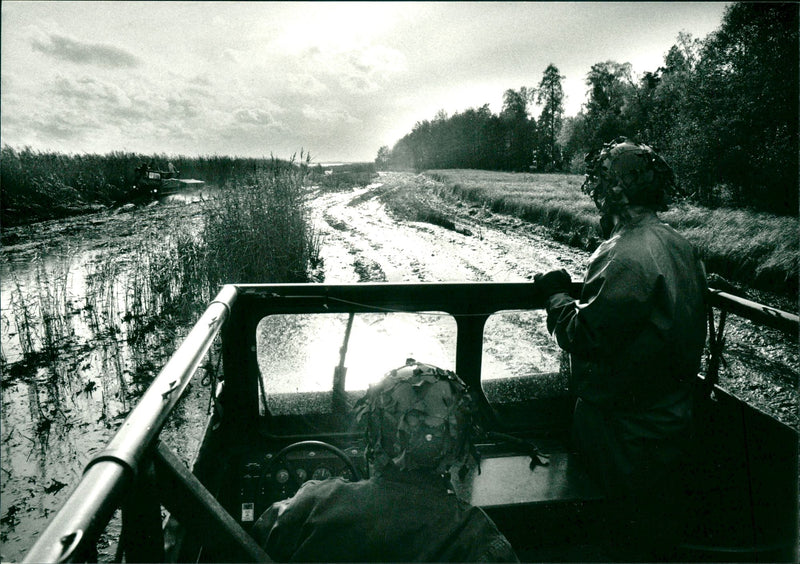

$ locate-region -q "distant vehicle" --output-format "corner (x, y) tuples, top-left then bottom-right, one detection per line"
(133, 162), (204, 199)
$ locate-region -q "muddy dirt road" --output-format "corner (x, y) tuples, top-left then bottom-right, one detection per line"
(260, 171), (588, 396)
(310, 172), (588, 284)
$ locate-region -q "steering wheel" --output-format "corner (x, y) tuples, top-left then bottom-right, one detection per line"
(267, 440), (363, 492)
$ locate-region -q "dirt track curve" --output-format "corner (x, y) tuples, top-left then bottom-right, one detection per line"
(309, 172), (589, 284)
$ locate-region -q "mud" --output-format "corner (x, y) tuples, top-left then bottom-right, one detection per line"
(1, 172), (796, 561)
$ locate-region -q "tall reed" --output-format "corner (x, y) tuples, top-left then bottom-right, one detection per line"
(0, 146), (302, 226)
(198, 155), (321, 289)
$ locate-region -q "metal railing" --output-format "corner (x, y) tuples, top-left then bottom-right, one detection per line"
(707, 287), (799, 336)
(23, 285), (239, 563)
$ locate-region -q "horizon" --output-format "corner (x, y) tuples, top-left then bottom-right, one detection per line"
(1, 2), (729, 162)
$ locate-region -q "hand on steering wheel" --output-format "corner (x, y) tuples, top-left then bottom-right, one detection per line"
(266, 440), (362, 493)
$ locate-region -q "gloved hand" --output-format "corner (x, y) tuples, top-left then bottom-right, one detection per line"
(534, 268), (571, 298)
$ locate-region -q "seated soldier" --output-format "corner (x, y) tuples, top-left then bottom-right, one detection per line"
(251, 360), (518, 562)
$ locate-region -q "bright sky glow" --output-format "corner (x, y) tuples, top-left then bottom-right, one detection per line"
(1, 1), (729, 162)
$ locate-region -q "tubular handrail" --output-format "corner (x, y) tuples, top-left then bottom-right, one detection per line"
(23, 285), (238, 564)
(570, 281), (798, 335)
(707, 288), (799, 336)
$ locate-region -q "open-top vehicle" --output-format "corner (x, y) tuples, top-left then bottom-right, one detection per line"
(133, 164), (205, 199)
(23, 281), (798, 563)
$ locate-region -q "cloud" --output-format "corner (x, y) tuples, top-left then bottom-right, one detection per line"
(287, 73), (328, 96)
(23, 108), (104, 141)
(234, 107), (281, 128)
(165, 96), (201, 120)
(318, 44), (407, 94)
(352, 44), (407, 76)
(327, 44), (407, 94)
(190, 75), (213, 87)
(30, 33), (140, 68)
(276, 39), (407, 96)
(223, 48), (247, 64)
(34, 74), (206, 143)
(3, 66), (296, 155)
(301, 105), (360, 124)
(51, 75), (133, 108)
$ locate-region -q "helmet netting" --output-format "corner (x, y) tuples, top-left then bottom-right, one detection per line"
(582, 136), (677, 213)
(354, 361), (480, 475)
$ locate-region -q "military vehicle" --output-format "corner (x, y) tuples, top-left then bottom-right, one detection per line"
(133, 163), (205, 199)
(22, 281), (798, 562)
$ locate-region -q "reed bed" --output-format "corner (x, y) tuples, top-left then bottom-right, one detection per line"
(428, 169), (798, 296)
(200, 160), (322, 288)
(1, 161), (322, 401)
(0, 146), (300, 226)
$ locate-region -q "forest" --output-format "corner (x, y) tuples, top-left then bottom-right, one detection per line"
(376, 3), (799, 216)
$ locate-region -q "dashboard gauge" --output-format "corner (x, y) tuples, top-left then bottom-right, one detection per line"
(339, 467), (353, 480)
(295, 468), (308, 483)
(312, 466), (332, 480)
(275, 468), (290, 484)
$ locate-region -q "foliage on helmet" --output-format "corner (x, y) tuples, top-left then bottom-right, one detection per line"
(582, 136), (677, 213)
(353, 360), (480, 476)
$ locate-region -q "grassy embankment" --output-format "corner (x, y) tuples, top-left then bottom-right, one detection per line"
(1, 158), (324, 396)
(425, 169), (798, 298)
(311, 162), (377, 192)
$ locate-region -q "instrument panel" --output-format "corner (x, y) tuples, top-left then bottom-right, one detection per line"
(237, 441), (368, 525)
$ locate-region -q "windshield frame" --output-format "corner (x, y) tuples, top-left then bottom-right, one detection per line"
(221, 282), (559, 436)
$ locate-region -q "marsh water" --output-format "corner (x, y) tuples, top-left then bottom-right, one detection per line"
(1, 172), (797, 561)
(0, 197), (216, 561)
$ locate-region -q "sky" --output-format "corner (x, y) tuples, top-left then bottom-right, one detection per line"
(1, 1), (730, 163)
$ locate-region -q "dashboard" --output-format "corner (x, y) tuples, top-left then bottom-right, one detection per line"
(236, 440), (368, 526)
(233, 434), (601, 536)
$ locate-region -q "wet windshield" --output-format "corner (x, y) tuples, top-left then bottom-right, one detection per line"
(256, 310), (566, 416)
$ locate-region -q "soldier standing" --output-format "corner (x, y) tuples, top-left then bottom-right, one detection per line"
(535, 137), (707, 560)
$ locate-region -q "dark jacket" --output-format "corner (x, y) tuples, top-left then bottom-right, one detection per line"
(544, 208), (706, 494)
(251, 467), (518, 562)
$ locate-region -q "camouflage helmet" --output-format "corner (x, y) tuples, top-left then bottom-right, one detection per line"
(354, 359), (480, 475)
(582, 136), (677, 213)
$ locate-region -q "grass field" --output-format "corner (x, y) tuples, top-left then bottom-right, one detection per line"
(427, 169), (799, 297)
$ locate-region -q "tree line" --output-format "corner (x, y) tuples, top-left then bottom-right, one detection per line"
(376, 3), (798, 215)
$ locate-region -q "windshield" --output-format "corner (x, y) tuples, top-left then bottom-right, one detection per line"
(256, 310), (566, 416)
